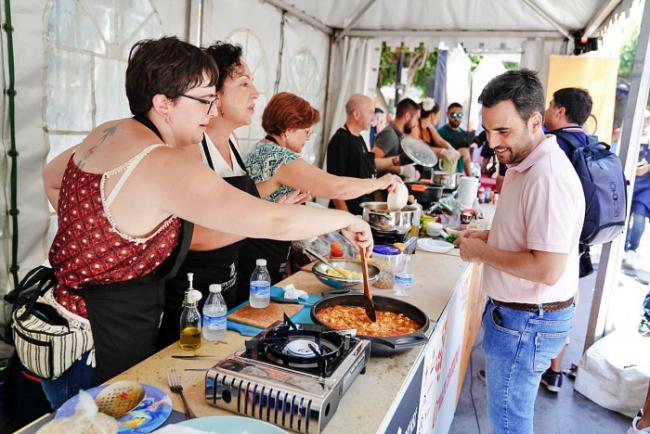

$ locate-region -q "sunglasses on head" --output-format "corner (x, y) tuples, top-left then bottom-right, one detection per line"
(449, 113), (463, 119)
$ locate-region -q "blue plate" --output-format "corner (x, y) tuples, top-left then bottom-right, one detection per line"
(177, 416), (287, 433)
(55, 383), (172, 433)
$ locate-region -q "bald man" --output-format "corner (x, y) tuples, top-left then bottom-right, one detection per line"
(326, 94), (398, 214)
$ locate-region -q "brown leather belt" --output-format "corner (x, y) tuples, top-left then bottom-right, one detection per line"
(492, 297), (574, 313)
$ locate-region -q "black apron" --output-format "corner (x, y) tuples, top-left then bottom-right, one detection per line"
(238, 135), (293, 285)
(158, 137), (260, 349)
(82, 114), (194, 383)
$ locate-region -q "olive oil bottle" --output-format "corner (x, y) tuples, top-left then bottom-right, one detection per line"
(179, 273), (202, 351)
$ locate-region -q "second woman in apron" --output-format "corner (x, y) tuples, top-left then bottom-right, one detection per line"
(158, 42), (308, 347)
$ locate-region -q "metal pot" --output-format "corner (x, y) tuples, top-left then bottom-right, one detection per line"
(310, 294), (431, 355)
(432, 171), (461, 190)
(359, 202), (420, 235)
(405, 182), (444, 207)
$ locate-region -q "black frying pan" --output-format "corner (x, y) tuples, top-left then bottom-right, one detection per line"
(310, 294), (431, 356)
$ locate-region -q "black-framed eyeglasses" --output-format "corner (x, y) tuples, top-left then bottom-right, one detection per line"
(449, 113), (463, 119)
(181, 94), (217, 114)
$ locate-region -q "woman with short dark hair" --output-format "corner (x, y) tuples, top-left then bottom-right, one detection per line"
(38, 37), (372, 408)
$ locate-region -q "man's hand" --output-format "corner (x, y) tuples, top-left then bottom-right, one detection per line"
(455, 229), (489, 243)
(456, 236), (486, 262)
(399, 164), (420, 182)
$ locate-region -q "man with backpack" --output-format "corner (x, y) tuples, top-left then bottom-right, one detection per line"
(541, 88), (594, 392)
(542, 87), (628, 391)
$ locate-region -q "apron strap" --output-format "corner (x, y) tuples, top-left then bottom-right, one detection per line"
(201, 135), (216, 171)
(229, 139), (246, 171)
(133, 113), (164, 141)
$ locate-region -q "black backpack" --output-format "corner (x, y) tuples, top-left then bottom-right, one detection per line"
(553, 129), (627, 245)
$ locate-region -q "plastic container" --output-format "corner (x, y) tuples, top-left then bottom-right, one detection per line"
(371, 245), (401, 290)
(249, 259), (271, 308)
(202, 284), (227, 341)
(371, 245), (401, 272)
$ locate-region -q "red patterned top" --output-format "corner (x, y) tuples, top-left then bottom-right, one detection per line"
(48, 155), (181, 318)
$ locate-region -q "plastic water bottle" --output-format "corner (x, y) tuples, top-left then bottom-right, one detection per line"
(394, 254), (413, 295)
(249, 258), (271, 308)
(202, 284), (227, 341)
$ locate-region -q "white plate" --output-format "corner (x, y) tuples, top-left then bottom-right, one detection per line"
(417, 238), (454, 253)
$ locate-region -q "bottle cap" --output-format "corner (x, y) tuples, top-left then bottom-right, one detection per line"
(187, 272), (194, 289)
(373, 244), (401, 256)
(186, 289), (202, 304)
(209, 284), (222, 293)
(256, 258), (267, 266)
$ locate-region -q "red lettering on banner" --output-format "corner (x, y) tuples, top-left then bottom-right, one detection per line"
(430, 349), (460, 430)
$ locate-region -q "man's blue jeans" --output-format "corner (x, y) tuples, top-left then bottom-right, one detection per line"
(482, 298), (575, 434)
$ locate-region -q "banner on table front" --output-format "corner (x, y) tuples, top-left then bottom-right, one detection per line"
(418, 266), (472, 433)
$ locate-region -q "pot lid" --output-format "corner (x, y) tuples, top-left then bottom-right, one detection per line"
(401, 137), (438, 167)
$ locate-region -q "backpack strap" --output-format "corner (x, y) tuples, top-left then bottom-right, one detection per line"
(552, 129), (586, 151)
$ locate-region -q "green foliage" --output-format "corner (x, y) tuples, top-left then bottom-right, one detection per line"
(619, 30), (639, 78)
(502, 61), (520, 70)
(378, 42), (437, 93)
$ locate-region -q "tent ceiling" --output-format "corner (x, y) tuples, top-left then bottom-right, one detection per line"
(267, 0), (619, 37)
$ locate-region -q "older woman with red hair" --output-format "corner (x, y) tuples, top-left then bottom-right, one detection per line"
(241, 92), (400, 283)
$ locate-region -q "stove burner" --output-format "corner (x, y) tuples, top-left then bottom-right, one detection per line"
(283, 339), (319, 358)
(243, 317), (355, 377)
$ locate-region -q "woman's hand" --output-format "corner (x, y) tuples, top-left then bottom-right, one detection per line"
(378, 173), (403, 193)
(341, 217), (374, 255)
(276, 189), (312, 205)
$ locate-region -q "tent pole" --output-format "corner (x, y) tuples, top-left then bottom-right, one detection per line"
(583, 0), (623, 38)
(521, 0), (571, 39)
(186, 0), (204, 45)
(318, 34), (335, 169)
(583, 0), (650, 352)
(334, 0), (376, 43)
(345, 29), (563, 39)
(260, 0), (332, 35)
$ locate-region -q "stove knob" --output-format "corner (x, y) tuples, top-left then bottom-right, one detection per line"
(221, 389), (232, 403)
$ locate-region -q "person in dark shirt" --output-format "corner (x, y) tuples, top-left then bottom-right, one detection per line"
(437, 102), (474, 175)
(541, 86), (593, 393)
(327, 94), (399, 214)
(372, 98), (420, 179)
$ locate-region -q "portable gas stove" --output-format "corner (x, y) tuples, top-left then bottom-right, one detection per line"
(205, 316), (371, 433)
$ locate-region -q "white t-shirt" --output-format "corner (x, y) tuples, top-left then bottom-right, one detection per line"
(199, 133), (246, 177)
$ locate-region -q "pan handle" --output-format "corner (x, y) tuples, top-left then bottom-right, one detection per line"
(320, 289), (351, 297)
(376, 331), (430, 350)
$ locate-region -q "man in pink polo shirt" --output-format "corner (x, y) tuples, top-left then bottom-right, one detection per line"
(456, 70), (584, 434)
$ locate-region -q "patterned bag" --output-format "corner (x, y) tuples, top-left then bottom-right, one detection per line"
(9, 266), (94, 380)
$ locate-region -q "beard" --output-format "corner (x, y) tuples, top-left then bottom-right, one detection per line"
(494, 133), (535, 165)
(403, 124), (412, 135)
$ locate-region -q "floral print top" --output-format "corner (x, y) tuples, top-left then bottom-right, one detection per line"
(244, 139), (300, 202)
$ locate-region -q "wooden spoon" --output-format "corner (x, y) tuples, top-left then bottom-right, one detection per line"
(359, 249), (377, 322)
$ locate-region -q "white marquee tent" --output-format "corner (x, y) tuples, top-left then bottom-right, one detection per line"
(0, 0), (647, 348)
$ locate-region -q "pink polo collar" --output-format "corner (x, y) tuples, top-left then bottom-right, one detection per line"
(508, 135), (557, 173)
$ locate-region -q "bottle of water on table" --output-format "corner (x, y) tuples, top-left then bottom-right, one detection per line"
(202, 283), (227, 341)
(250, 258), (271, 308)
